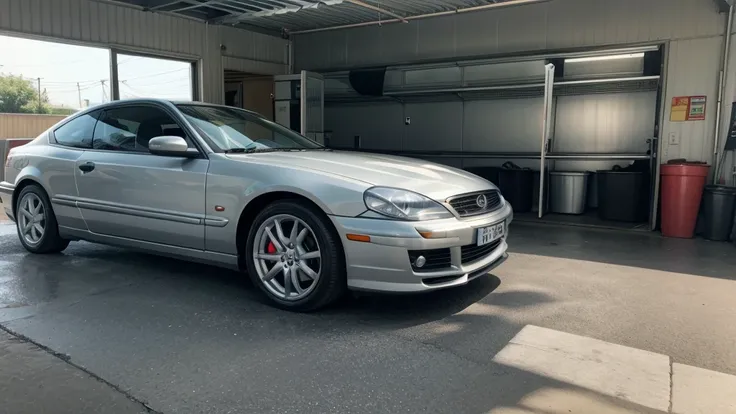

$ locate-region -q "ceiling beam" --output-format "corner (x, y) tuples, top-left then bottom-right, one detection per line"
(211, 1), (343, 25)
(345, 0), (408, 23)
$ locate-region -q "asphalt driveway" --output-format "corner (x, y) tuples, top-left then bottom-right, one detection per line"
(1, 221), (736, 413)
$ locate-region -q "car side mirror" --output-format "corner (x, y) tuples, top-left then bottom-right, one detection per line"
(148, 136), (199, 158)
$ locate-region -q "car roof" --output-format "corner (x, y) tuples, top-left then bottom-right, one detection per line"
(80, 98), (263, 118)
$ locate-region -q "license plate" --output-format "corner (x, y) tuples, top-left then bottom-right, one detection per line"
(477, 222), (505, 246)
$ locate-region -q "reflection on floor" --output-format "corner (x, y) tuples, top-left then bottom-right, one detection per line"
(515, 210), (649, 232)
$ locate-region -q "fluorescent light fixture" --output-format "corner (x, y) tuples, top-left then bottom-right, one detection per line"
(565, 53), (645, 63)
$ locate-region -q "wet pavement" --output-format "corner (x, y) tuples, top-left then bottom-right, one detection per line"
(1, 221), (736, 413)
(0, 329), (149, 413)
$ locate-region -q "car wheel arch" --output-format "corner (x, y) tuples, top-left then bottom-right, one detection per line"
(235, 191), (344, 270)
(12, 177), (48, 218)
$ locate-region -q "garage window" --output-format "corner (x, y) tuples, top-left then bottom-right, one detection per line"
(115, 53), (196, 101)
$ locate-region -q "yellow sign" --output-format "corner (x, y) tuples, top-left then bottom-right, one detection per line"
(670, 96), (707, 122)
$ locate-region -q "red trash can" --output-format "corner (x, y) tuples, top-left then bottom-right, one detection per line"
(660, 163), (710, 238)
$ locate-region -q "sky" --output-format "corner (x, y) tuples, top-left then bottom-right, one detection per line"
(0, 34), (193, 109)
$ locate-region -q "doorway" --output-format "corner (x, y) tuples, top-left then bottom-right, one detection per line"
(224, 70), (274, 121)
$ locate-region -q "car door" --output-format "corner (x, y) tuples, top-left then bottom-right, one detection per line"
(30, 110), (102, 232)
(74, 104), (208, 250)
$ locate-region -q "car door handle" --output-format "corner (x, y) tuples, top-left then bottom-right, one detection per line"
(78, 162), (95, 173)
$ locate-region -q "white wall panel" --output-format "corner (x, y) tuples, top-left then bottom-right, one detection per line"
(661, 37), (722, 164)
(554, 92), (657, 153)
(463, 98), (544, 152)
(405, 102), (464, 151)
(0, 0), (289, 104)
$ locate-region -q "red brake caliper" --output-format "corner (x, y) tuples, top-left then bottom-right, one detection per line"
(267, 241), (277, 254)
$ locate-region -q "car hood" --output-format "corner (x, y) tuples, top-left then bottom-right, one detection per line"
(227, 150), (495, 200)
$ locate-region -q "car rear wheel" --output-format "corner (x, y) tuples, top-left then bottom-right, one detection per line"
(245, 200), (345, 311)
(15, 184), (69, 254)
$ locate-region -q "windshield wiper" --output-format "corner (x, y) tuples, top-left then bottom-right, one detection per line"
(224, 147), (306, 154)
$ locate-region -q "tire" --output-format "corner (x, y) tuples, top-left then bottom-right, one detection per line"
(245, 200), (346, 311)
(15, 184), (70, 254)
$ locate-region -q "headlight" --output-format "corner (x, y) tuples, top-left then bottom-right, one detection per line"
(363, 187), (452, 221)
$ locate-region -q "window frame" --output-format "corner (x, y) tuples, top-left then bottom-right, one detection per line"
(111, 49), (199, 102)
(50, 110), (103, 149)
(49, 102), (208, 159)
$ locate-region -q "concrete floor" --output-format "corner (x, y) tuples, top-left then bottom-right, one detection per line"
(1, 221), (735, 413)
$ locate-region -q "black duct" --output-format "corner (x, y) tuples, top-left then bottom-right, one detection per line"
(643, 48), (663, 76)
(348, 68), (386, 96)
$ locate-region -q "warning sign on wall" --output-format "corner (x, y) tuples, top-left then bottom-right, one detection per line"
(670, 96), (707, 122)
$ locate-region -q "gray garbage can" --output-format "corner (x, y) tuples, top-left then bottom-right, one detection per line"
(702, 185), (736, 241)
(549, 172), (589, 214)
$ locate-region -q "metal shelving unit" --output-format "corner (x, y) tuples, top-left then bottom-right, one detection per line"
(323, 49), (662, 230)
(535, 63), (659, 225)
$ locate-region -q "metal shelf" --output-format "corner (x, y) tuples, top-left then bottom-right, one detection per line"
(546, 153), (651, 161)
(379, 75), (660, 98)
(327, 148), (650, 161)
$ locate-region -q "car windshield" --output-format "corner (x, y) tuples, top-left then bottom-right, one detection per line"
(176, 104), (323, 152)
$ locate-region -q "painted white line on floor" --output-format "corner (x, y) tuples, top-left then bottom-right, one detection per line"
(672, 363), (736, 414)
(492, 325), (671, 412)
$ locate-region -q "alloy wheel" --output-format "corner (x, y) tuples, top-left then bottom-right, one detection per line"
(252, 214), (322, 301)
(18, 193), (46, 246)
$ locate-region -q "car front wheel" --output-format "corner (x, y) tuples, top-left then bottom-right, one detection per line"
(245, 200), (346, 311)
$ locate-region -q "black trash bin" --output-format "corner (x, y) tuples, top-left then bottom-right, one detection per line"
(464, 167), (500, 185)
(701, 185), (736, 241)
(498, 168), (534, 213)
(597, 170), (649, 222)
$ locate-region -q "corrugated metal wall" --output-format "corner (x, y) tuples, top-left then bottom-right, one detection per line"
(0, 0), (289, 104)
(0, 113), (65, 139)
(294, 0), (730, 168)
(293, 0), (723, 70)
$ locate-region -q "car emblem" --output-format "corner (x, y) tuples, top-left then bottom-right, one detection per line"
(476, 194), (488, 209)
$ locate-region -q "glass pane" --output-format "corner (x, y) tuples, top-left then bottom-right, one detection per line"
(116, 54), (193, 101)
(53, 111), (100, 149)
(303, 74), (324, 144)
(0, 34), (110, 118)
(93, 106), (185, 152)
(177, 104), (321, 151)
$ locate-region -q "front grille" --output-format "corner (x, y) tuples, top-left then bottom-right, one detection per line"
(448, 190), (502, 217)
(461, 239), (502, 264)
(408, 248), (452, 272)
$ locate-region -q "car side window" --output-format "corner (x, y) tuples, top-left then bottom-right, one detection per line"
(53, 111), (100, 149)
(93, 106), (189, 153)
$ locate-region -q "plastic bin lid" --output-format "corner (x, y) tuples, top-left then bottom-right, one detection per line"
(705, 185), (736, 195)
(595, 170), (645, 174)
(549, 171), (589, 176)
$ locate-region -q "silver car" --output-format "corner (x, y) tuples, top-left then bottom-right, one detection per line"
(0, 99), (512, 311)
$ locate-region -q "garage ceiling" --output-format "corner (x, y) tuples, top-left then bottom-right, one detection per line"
(109, 0), (538, 35)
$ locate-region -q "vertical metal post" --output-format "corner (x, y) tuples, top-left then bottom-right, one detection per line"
(300, 70), (307, 136)
(36, 78), (42, 113)
(539, 63), (555, 219)
(110, 49), (120, 101)
(714, 3), (735, 183)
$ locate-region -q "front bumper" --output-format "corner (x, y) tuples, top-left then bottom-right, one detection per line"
(0, 182), (14, 221)
(330, 203), (513, 293)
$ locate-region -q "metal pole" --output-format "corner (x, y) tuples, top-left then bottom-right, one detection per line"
(300, 70), (307, 136)
(714, 2), (734, 183)
(539, 63), (555, 219)
(36, 78), (42, 113)
(77, 82), (82, 108)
